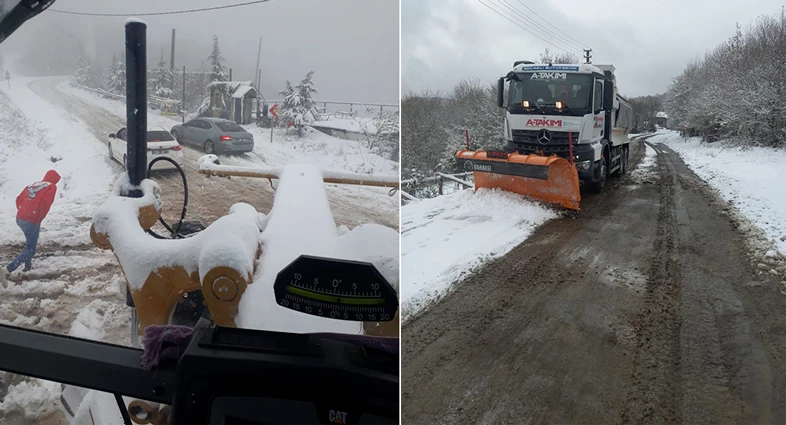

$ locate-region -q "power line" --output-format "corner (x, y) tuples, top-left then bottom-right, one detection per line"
(47, 0), (270, 17)
(494, 0), (583, 53)
(477, 0), (580, 55)
(516, 0), (590, 50)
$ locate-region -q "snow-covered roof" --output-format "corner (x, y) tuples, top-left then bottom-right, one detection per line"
(656, 111), (669, 118)
(232, 85), (255, 99)
(208, 81), (254, 91)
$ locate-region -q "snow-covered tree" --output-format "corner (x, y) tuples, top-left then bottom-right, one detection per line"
(665, 10), (786, 147)
(278, 71), (320, 137)
(539, 48), (580, 64)
(107, 53), (126, 95)
(72, 50), (93, 86)
(207, 35), (228, 82)
(151, 49), (174, 98)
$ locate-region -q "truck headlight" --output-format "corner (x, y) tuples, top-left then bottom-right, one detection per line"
(575, 160), (591, 171)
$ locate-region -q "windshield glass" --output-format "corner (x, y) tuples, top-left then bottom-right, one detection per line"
(508, 72), (592, 115)
(216, 122), (245, 132)
(146, 130), (174, 142)
(0, 1), (399, 418)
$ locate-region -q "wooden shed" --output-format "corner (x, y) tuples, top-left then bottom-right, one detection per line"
(207, 81), (258, 125)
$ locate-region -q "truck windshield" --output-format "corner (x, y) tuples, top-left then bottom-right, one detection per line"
(508, 73), (592, 115)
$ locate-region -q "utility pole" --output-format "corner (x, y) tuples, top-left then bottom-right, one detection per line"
(182, 65), (186, 123)
(583, 49), (592, 64)
(170, 29), (176, 91)
(255, 36), (262, 87)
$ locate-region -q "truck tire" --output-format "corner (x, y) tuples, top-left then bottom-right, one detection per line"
(621, 146), (629, 175)
(591, 153), (607, 193)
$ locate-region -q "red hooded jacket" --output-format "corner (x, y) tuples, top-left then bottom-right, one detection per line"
(16, 170), (60, 225)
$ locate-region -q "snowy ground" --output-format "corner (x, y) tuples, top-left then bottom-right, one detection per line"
(401, 188), (557, 321)
(0, 77), (399, 423)
(312, 117), (377, 134)
(654, 130), (786, 257)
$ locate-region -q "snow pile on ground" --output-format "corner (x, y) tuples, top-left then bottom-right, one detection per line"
(628, 142), (659, 185)
(656, 131), (786, 257)
(0, 379), (61, 420)
(312, 118), (378, 134)
(0, 79), (115, 248)
(237, 163), (399, 334)
(401, 188), (558, 321)
(69, 299), (131, 344)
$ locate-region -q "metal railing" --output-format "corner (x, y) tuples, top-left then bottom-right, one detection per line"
(252, 99), (398, 119)
(401, 172), (474, 202)
(69, 82), (181, 109)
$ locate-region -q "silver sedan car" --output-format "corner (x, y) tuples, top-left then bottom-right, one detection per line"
(170, 118), (254, 154)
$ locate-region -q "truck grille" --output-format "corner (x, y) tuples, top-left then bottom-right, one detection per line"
(512, 129), (579, 145)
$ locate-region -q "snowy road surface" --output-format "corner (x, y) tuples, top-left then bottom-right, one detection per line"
(402, 137), (786, 424)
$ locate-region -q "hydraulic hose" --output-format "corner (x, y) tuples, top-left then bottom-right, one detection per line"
(144, 156), (193, 239)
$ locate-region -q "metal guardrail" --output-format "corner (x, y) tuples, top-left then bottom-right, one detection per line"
(69, 82), (181, 108)
(401, 172), (474, 202)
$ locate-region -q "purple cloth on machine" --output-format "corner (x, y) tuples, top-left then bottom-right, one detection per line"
(140, 325), (194, 371)
(310, 333), (399, 356)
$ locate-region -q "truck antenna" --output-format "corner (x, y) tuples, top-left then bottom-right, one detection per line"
(583, 49), (592, 64)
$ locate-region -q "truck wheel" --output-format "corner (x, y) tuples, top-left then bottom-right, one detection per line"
(621, 146), (629, 175)
(592, 154), (607, 193)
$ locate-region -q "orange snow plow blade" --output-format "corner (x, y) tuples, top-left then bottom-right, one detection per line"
(456, 150), (581, 210)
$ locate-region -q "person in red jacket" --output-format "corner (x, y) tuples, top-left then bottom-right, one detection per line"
(0, 170), (60, 288)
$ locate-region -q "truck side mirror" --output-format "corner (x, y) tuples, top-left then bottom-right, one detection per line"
(603, 81), (613, 111)
(497, 78), (505, 108)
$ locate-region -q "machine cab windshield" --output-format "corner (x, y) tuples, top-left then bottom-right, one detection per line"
(508, 72), (593, 116)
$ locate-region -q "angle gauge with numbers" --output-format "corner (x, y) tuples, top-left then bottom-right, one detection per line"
(273, 255), (398, 322)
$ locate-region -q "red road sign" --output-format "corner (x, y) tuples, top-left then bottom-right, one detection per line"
(270, 103), (279, 119)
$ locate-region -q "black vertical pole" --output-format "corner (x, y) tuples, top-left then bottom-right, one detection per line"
(229, 68), (232, 82)
(126, 20), (147, 197)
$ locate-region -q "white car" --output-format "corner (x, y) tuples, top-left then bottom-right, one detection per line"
(108, 127), (185, 171)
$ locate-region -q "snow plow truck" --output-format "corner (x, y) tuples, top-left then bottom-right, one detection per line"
(456, 61), (633, 210)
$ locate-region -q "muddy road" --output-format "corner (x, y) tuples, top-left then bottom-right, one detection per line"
(27, 77), (398, 230)
(402, 139), (786, 424)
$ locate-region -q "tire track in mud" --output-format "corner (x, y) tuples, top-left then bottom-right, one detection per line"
(402, 138), (785, 425)
(621, 141), (683, 424)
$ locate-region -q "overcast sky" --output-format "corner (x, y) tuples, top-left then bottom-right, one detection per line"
(0, 0), (399, 103)
(402, 0), (783, 97)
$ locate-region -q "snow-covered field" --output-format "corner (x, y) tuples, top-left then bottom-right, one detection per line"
(401, 188), (557, 321)
(654, 130), (786, 257)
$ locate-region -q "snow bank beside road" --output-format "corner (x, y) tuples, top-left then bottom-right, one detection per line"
(0, 79), (115, 248)
(401, 188), (557, 321)
(655, 131), (786, 256)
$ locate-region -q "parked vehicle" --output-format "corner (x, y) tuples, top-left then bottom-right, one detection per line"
(170, 117), (254, 154)
(108, 127), (185, 171)
(456, 61), (633, 210)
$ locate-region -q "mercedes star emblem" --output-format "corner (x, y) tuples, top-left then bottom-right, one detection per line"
(537, 129), (552, 144)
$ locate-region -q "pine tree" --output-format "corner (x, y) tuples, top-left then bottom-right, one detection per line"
(152, 49), (174, 98)
(72, 50), (92, 86)
(108, 53), (126, 95)
(207, 35), (228, 82)
(278, 71), (320, 137)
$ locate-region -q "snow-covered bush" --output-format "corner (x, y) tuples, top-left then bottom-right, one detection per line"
(360, 109), (399, 161)
(107, 54), (125, 95)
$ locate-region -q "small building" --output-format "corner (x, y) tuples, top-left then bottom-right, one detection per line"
(656, 111), (669, 128)
(206, 81), (258, 125)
